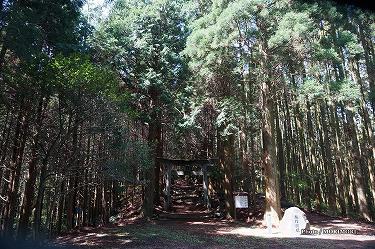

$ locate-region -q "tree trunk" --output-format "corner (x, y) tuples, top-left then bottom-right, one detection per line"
(32, 156), (48, 240)
(329, 103), (346, 216)
(55, 180), (65, 234)
(275, 101), (286, 202)
(295, 102), (311, 209)
(357, 22), (375, 111)
(143, 86), (162, 217)
(143, 121), (157, 218)
(218, 133), (235, 219)
(258, 18), (281, 226)
(319, 103), (337, 213)
(349, 58), (375, 207)
(3, 101), (29, 238)
(306, 100), (323, 210)
(262, 83), (281, 226)
(18, 95), (45, 239)
(345, 105), (371, 221)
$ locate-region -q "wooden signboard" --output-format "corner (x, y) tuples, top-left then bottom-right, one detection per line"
(234, 195), (248, 208)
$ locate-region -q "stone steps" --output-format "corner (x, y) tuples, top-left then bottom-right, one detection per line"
(158, 211), (213, 220)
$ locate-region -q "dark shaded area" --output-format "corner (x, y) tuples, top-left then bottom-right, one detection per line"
(308, 0), (375, 11)
(157, 157), (218, 166)
(0, 237), (67, 249)
(336, 0), (374, 10)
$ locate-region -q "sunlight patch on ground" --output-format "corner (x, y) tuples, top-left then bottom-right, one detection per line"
(187, 221), (221, 225)
(187, 221), (231, 226)
(115, 232), (130, 237)
(313, 222), (364, 229)
(119, 239), (133, 244)
(95, 233), (109, 237)
(216, 225), (375, 242)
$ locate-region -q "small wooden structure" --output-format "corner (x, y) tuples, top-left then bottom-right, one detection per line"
(157, 158), (218, 211)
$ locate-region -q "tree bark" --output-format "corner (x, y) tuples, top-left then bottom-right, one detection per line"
(218, 133), (235, 219)
(3, 100), (29, 238)
(319, 103), (337, 213)
(345, 105), (371, 221)
(18, 95), (45, 239)
(329, 103), (346, 216)
(258, 17), (281, 226)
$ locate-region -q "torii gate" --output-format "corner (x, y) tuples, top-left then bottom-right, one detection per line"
(157, 158), (218, 211)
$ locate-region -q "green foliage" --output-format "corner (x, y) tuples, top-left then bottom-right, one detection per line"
(216, 97), (242, 136)
(183, 0), (256, 140)
(1, 0), (94, 105)
(269, 11), (314, 50)
(371, 23), (375, 38)
(335, 79), (361, 103)
(312, 200), (329, 213)
(4, 0), (87, 62)
(47, 54), (138, 115)
(337, 30), (363, 57)
(298, 70), (360, 106)
(178, 100), (203, 130)
(106, 136), (154, 184)
(326, 78), (360, 105)
(50, 54), (110, 90)
(312, 43), (340, 63)
(287, 172), (310, 191)
(183, 0), (238, 77)
(298, 78), (326, 102)
(93, 0), (188, 123)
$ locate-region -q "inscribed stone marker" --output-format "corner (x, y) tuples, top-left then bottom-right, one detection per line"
(280, 207), (310, 236)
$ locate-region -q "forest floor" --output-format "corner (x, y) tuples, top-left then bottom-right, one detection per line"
(51, 179), (375, 249)
(50, 214), (375, 249)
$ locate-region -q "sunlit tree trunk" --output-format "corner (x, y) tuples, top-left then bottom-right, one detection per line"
(349, 58), (375, 208)
(218, 133), (235, 219)
(319, 102), (337, 213)
(295, 101), (311, 209)
(306, 100), (323, 210)
(257, 18), (281, 226)
(345, 105), (371, 221)
(329, 103), (346, 216)
(275, 101), (286, 202)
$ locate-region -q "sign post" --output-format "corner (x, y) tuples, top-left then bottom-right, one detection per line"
(233, 192), (248, 220)
(266, 213), (272, 234)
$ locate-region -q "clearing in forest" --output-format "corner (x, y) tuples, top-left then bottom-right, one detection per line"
(51, 214), (375, 249)
(50, 178), (375, 249)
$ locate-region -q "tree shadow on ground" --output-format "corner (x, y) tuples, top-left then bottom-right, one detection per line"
(41, 218), (375, 249)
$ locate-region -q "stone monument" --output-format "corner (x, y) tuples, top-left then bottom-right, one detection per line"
(279, 207), (310, 236)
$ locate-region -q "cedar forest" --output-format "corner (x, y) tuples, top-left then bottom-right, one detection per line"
(0, 0), (374, 242)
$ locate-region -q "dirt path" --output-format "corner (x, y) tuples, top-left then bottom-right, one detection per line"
(49, 178), (375, 249)
(48, 215), (375, 249)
